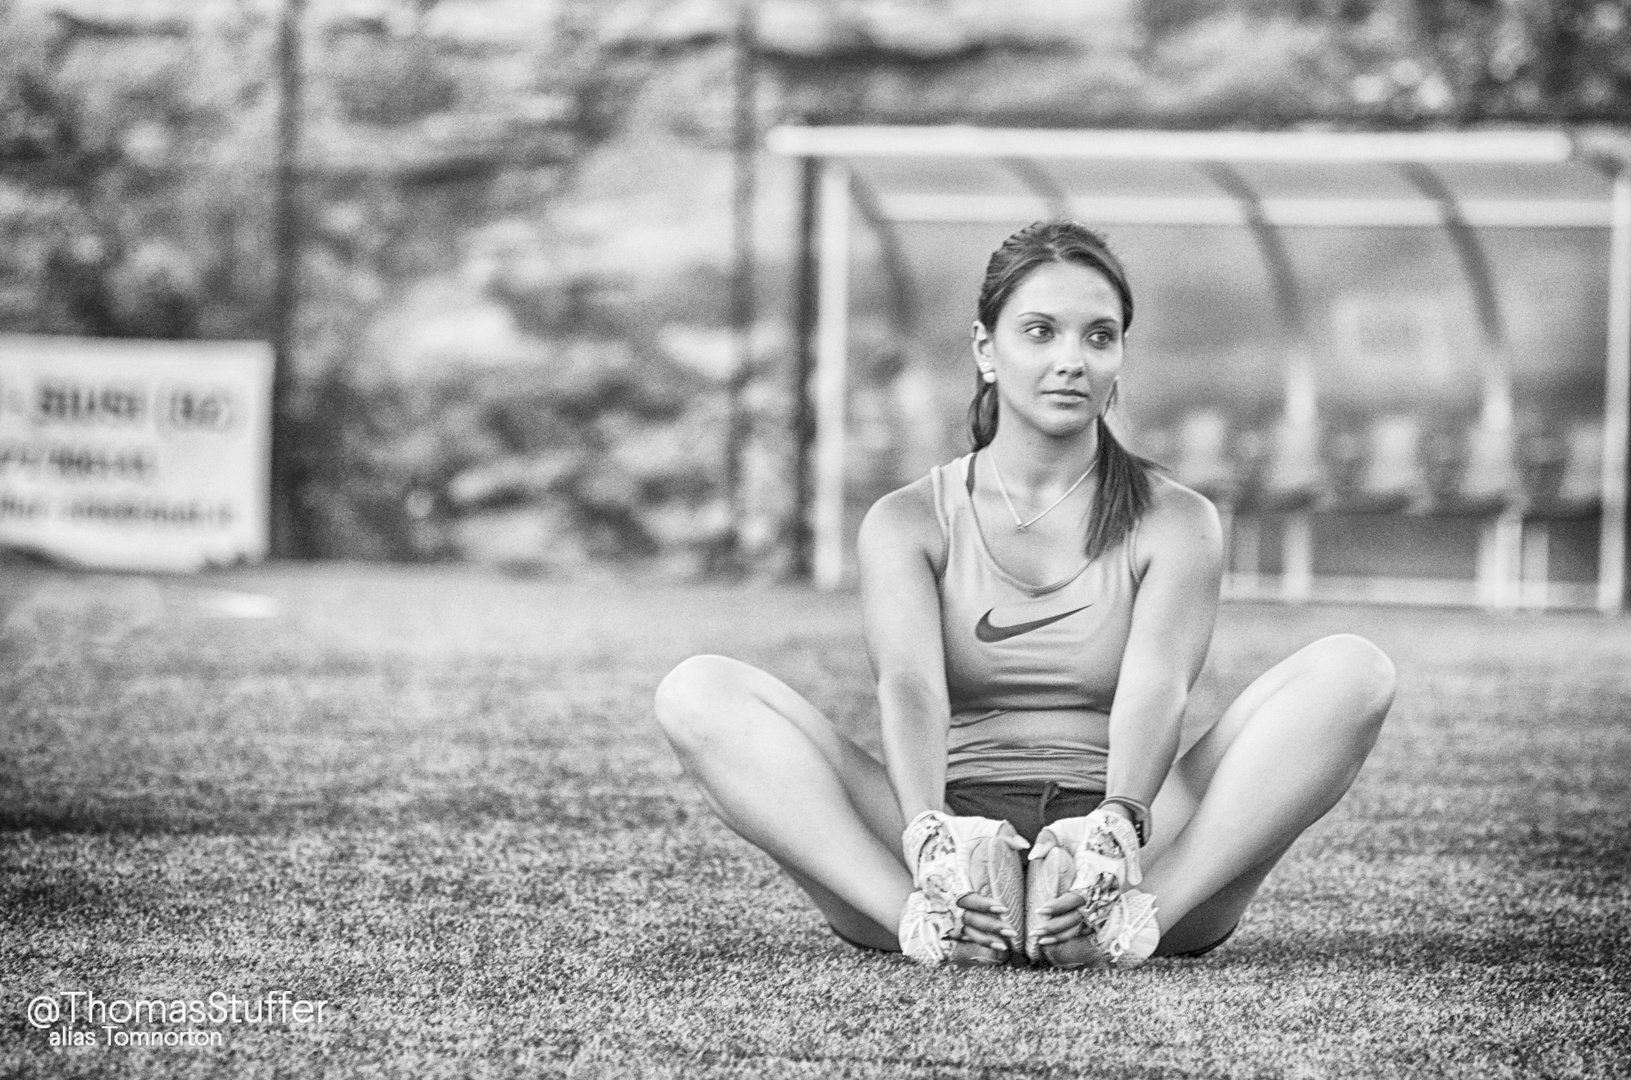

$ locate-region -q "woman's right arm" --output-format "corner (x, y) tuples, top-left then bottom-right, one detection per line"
(856, 481), (951, 823)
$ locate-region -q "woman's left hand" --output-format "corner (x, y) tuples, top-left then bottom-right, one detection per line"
(1032, 888), (1087, 946)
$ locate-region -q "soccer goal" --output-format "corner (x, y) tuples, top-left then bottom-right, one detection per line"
(770, 125), (1631, 612)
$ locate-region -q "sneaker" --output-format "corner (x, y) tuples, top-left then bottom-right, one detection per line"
(1024, 842), (1105, 969)
(1025, 812), (1153, 969)
(1025, 871), (1161, 969)
(1097, 888), (1160, 968)
(898, 891), (956, 964)
(899, 813), (1027, 966)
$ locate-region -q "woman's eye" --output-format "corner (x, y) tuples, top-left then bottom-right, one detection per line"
(1088, 329), (1115, 346)
(1024, 325), (1052, 340)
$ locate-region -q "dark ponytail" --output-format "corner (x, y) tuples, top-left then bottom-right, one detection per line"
(968, 220), (1156, 561)
(1086, 415), (1154, 561)
(968, 376), (999, 451)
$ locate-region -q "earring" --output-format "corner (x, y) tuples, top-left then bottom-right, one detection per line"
(981, 369), (996, 384)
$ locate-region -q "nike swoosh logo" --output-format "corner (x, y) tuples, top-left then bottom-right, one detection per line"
(974, 604), (1091, 643)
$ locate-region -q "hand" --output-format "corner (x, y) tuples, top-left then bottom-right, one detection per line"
(1027, 806), (1142, 890)
(1025, 807), (1142, 958)
(956, 892), (1018, 953)
(1032, 888), (1087, 949)
(901, 810), (1029, 906)
(900, 811), (1028, 951)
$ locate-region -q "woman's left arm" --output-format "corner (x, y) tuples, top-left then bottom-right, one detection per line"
(1106, 482), (1224, 809)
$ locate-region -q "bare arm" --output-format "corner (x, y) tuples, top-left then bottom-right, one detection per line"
(1105, 481), (1224, 812)
(861, 481), (1022, 953)
(857, 481), (952, 823)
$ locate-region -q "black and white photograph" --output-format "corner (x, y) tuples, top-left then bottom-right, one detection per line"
(2, 0), (1629, 1076)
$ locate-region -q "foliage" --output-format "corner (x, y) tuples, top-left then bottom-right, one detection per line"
(0, 0), (684, 564)
(1135, 0), (1631, 124)
(711, 0), (1631, 125)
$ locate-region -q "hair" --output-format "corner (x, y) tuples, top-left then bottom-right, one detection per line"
(967, 220), (1156, 561)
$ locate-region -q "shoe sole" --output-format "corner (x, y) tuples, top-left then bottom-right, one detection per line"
(1025, 846), (1109, 970)
(948, 833), (1026, 968)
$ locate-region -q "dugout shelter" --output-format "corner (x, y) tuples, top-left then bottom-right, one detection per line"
(769, 125), (1631, 613)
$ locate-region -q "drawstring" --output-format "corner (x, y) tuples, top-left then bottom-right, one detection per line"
(1038, 780), (1060, 825)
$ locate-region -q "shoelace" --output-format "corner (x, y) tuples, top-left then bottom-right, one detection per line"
(1101, 890), (1160, 965)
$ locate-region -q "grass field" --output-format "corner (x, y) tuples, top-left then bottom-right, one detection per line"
(1, 562), (1629, 1079)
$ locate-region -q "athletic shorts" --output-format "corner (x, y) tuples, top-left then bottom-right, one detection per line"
(943, 778), (1103, 846)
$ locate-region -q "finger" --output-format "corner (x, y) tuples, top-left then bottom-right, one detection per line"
(961, 909), (1020, 943)
(961, 910), (1002, 931)
(1028, 833), (1057, 862)
(957, 893), (1008, 916)
(958, 922), (1011, 951)
(1037, 912), (1084, 942)
(964, 934), (1010, 953)
(1042, 891), (1085, 917)
(959, 926), (1011, 952)
(998, 827), (1030, 851)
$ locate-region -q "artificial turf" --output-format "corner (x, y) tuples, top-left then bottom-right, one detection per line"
(0, 563), (1627, 1078)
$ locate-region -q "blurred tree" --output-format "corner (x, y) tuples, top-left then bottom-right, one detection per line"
(597, 0), (1629, 125)
(0, 0), (657, 560)
(0, 4), (254, 340)
(1131, 0), (1631, 124)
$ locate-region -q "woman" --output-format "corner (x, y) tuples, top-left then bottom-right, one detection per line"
(654, 221), (1396, 968)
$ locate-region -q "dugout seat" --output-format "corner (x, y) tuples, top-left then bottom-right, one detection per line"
(1340, 413), (1432, 516)
(1518, 420), (1603, 607)
(1168, 408), (1245, 589)
(1170, 408), (1240, 507)
(1439, 415), (1524, 608)
(1229, 415), (1328, 600)
(1246, 417), (1327, 514)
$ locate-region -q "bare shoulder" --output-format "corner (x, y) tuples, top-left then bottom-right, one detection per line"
(1134, 472), (1223, 568)
(858, 473), (942, 571)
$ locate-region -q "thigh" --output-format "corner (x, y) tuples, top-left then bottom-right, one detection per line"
(1141, 640), (1329, 865)
(1140, 636), (1389, 953)
(1137, 669), (1298, 955)
(687, 655), (907, 852)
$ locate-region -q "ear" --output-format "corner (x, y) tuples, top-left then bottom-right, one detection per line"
(971, 321), (994, 376)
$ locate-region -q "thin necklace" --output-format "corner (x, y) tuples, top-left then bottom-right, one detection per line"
(989, 455), (1096, 530)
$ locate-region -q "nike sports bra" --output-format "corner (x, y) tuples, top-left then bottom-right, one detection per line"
(930, 452), (1142, 790)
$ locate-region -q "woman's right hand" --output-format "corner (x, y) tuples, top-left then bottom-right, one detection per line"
(955, 892), (1019, 952)
(899, 811), (1028, 960)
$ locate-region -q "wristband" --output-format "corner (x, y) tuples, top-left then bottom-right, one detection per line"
(1098, 795), (1152, 847)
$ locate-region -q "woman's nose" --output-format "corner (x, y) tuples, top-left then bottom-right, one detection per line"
(1054, 342), (1087, 374)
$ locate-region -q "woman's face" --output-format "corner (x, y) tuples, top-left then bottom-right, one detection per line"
(973, 260), (1124, 442)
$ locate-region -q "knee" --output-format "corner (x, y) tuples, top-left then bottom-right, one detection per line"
(1305, 633), (1397, 727)
(653, 654), (747, 752)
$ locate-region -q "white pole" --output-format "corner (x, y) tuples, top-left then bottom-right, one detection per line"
(812, 160), (852, 591)
(766, 126), (1576, 165)
(1282, 512), (1312, 603)
(1600, 170), (1631, 614)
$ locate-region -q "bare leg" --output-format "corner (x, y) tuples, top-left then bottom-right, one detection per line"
(1139, 634), (1397, 955)
(654, 655), (911, 950)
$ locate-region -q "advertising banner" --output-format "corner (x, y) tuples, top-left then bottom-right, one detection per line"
(0, 335), (272, 572)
